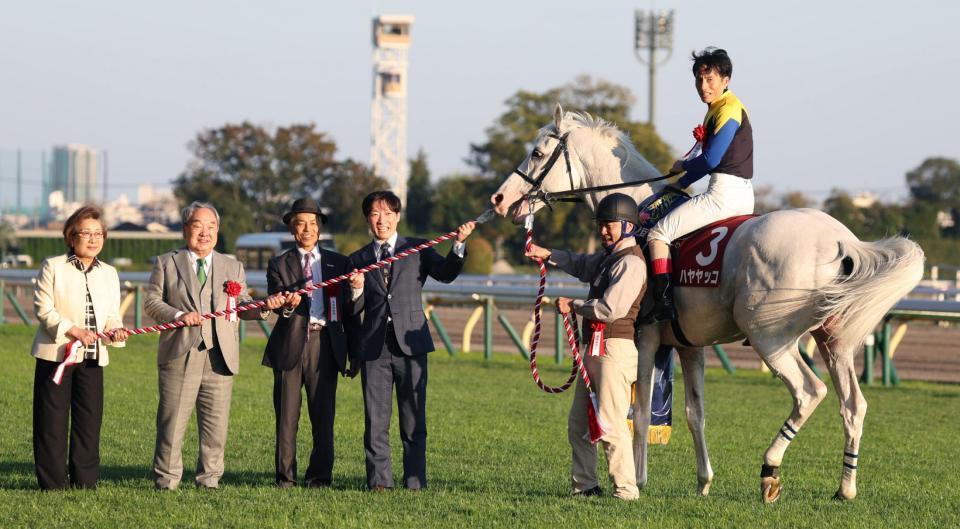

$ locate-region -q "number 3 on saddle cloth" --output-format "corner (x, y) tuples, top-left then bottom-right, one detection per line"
(630, 189), (755, 444)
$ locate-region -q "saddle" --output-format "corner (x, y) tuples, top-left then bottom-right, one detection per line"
(634, 190), (756, 336)
(636, 189), (755, 288)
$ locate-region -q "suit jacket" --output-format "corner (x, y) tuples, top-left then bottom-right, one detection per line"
(30, 254), (126, 365)
(144, 248), (262, 375)
(261, 247), (358, 373)
(348, 236), (465, 361)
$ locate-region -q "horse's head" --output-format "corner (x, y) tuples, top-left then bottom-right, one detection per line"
(490, 103), (664, 222)
(490, 104), (579, 222)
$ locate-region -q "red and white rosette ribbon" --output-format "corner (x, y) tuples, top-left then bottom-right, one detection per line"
(52, 339), (84, 385)
(588, 320), (606, 357)
(224, 280), (242, 322)
(325, 283), (340, 322)
(682, 124), (706, 161)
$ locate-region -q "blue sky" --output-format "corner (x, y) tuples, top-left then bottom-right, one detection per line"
(1, 0), (956, 209)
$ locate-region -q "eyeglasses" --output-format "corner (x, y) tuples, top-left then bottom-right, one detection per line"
(76, 231), (105, 240)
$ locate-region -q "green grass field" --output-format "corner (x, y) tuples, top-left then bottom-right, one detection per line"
(0, 323), (958, 528)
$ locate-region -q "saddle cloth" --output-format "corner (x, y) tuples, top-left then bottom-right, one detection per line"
(672, 215), (755, 287)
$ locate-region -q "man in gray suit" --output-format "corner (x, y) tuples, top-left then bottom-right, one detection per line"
(348, 190), (475, 491)
(145, 201), (285, 490)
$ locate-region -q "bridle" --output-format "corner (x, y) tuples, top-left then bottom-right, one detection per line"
(513, 130), (677, 209)
(512, 131), (576, 197)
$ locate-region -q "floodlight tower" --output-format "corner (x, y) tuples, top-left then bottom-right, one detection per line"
(370, 14), (414, 205)
(634, 9), (674, 127)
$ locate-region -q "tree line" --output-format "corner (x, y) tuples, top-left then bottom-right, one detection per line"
(170, 75), (960, 269)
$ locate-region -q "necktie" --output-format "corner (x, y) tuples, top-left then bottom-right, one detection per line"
(196, 258), (207, 286)
(303, 252), (314, 342)
(380, 243), (392, 287)
(303, 252), (314, 286)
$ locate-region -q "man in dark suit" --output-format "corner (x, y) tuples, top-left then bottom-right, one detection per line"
(348, 190), (475, 491)
(262, 198), (362, 488)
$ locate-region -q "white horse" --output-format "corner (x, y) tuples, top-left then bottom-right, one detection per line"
(491, 105), (924, 502)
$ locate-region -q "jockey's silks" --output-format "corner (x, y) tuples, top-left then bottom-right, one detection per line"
(680, 89), (753, 187)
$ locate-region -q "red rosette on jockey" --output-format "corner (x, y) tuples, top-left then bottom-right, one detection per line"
(588, 320), (606, 357)
(682, 124), (706, 161)
(224, 280), (243, 322)
(52, 339), (84, 385)
(693, 124), (706, 142)
(324, 282), (340, 322)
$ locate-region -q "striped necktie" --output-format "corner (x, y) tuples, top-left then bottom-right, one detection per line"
(380, 243), (391, 287)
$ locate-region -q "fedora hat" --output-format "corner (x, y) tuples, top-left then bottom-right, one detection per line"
(282, 197), (328, 225)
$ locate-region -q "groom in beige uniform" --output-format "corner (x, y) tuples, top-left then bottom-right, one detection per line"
(525, 193), (646, 500)
(145, 201), (285, 489)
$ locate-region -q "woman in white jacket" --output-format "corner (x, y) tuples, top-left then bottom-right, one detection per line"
(31, 205), (129, 490)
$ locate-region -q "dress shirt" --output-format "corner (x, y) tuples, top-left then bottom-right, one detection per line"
(174, 250), (214, 320)
(295, 245), (327, 326)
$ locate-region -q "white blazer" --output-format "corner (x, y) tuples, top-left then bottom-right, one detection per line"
(30, 253), (126, 366)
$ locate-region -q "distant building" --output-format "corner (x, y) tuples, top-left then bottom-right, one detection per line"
(851, 192), (878, 209)
(102, 194), (144, 227)
(47, 144), (100, 203)
(138, 184), (180, 226)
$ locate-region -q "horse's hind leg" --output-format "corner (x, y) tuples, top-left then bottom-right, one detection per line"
(677, 346), (713, 496)
(755, 339), (829, 503)
(812, 327), (867, 501)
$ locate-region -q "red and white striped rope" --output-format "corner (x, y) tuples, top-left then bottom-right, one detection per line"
(524, 216), (594, 395)
(92, 225), (477, 341)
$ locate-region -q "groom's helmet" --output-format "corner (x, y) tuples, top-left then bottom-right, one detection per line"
(596, 193), (639, 225)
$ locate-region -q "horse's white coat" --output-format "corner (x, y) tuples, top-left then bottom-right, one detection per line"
(492, 105), (925, 501)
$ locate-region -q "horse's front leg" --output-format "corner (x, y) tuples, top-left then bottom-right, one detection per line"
(633, 323), (660, 490)
(677, 346), (714, 496)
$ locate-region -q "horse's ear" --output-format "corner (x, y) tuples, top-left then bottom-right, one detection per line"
(554, 103), (564, 133)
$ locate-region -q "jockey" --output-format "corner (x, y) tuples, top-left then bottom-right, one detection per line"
(645, 47), (755, 322)
(524, 193), (646, 500)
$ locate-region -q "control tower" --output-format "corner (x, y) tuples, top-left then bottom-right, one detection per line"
(370, 14), (414, 204)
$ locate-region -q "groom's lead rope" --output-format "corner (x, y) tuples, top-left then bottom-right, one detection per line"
(523, 215), (595, 395)
(525, 213), (579, 393)
(524, 213), (606, 443)
(53, 209), (497, 384)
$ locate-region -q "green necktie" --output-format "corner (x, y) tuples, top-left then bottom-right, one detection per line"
(197, 258), (207, 286)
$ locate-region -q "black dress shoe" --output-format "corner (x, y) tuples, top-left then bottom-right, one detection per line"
(305, 479), (331, 489)
(572, 485), (602, 497)
(276, 481), (296, 489)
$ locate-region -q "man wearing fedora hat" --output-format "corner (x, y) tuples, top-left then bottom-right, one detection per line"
(261, 197), (362, 488)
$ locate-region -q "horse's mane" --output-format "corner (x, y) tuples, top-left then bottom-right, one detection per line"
(549, 111), (660, 183)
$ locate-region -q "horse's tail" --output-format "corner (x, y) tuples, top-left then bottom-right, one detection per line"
(818, 236), (925, 349)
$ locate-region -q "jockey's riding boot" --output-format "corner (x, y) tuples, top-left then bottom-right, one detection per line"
(646, 273), (677, 323)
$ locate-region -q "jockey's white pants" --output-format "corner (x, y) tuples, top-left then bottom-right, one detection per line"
(647, 172), (755, 245)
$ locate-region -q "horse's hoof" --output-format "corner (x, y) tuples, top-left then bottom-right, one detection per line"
(761, 476), (782, 503)
(697, 477), (713, 497)
(832, 489), (856, 501)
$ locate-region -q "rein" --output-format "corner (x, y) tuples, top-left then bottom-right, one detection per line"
(514, 128), (677, 207)
(529, 172), (678, 206)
